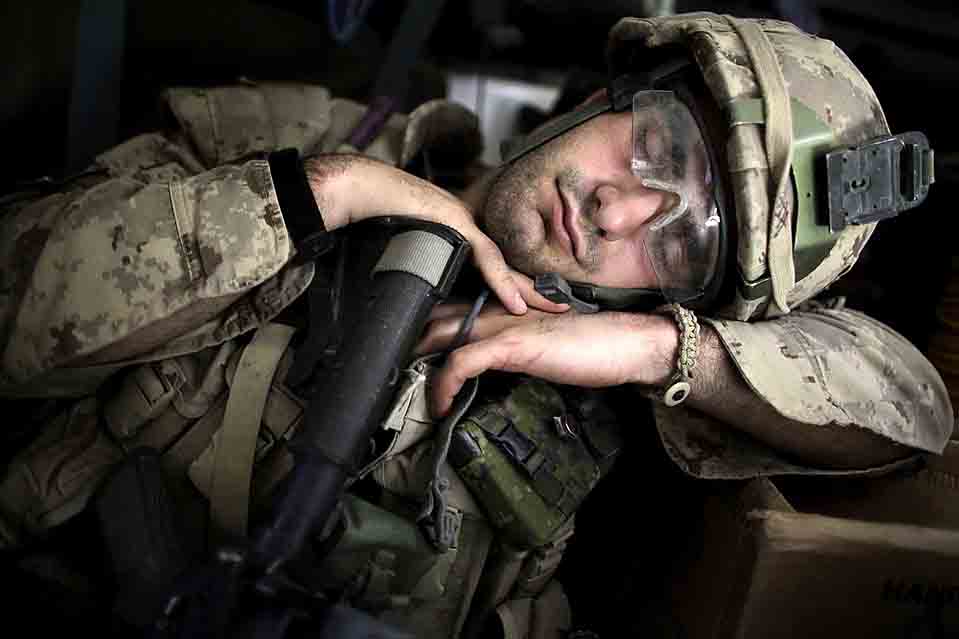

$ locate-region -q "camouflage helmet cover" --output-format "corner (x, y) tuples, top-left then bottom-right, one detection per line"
(606, 12), (890, 320)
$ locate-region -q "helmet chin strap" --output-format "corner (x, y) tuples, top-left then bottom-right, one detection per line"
(500, 99), (613, 166)
(534, 273), (671, 314)
(500, 58), (695, 166)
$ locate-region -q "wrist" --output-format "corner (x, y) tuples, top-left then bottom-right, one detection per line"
(633, 305), (701, 407)
(303, 154), (358, 231)
(630, 312), (681, 387)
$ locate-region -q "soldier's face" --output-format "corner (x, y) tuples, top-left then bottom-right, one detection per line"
(477, 111), (671, 289)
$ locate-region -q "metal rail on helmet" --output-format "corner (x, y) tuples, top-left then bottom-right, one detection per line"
(826, 131), (934, 232)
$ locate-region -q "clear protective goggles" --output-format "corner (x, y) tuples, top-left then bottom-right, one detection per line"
(631, 90), (722, 303)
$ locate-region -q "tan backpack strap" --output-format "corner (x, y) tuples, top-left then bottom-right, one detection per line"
(207, 322), (296, 540)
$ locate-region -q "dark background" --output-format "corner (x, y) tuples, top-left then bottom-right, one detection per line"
(2, 2), (957, 635)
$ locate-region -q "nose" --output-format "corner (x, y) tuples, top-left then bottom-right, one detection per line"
(591, 183), (669, 242)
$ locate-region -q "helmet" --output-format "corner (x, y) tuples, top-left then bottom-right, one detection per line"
(505, 12), (934, 319)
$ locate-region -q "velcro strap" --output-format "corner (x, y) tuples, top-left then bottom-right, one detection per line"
(267, 148), (333, 262)
(372, 230), (453, 287)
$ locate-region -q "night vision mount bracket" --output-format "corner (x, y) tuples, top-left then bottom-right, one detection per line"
(826, 131), (934, 232)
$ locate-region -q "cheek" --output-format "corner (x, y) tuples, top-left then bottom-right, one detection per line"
(597, 237), (656, 288)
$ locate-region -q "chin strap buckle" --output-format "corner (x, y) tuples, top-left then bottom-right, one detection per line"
(534, 273), (600, 314)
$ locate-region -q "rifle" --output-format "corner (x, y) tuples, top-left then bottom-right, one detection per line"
(96, 218), (470, 638)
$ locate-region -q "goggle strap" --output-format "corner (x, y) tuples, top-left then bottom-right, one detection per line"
(501, 58), (696, 167)
(609, 58), (695, 110)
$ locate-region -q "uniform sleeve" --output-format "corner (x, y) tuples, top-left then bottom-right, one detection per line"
(0, 158), (294, 387)
(652, 305), (954, 479)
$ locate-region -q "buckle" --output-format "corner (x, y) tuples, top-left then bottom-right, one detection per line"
(534, 273), (599, 314)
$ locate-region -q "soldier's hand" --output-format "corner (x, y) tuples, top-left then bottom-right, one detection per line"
(416, 303), (681, 417)
(304, 154), (563, 315)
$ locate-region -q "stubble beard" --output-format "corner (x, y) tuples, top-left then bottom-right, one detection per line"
(477, 144), (603, 280)
(475, 146), (551, 278)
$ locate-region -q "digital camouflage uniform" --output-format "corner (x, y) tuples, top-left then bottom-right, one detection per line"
(602, 13), (953, 477)
(0, 82), (600, 638)
(0, 12), (954, 639)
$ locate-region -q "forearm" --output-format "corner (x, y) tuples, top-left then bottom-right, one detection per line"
(665, 323), (908, 469)
(302, 153), (537, 316)
(304, 154), (467, 230)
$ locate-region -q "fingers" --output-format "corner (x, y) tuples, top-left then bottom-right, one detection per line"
(419, 304), (480, 355)
(431, 337), (518, 416)
(428, 272), (568, 323)
(469, 238), (569, 315)
(512, 271), (570, 313)
(418, 303), (537, 355)
(416, 306), (507, 355)
(415, 317), (463, 355)
(470, 236), (527, 315)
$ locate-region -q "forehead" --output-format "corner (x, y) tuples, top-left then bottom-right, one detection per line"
(582, 103), (712, 172)
(547, 108), (629, 143)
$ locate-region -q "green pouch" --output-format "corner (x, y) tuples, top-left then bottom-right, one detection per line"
(317, 494), (458, 608)
(448, 377), (619, 549)
(316, 493), (493, 639)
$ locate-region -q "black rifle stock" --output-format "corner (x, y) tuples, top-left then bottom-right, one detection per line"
(111, 218), (471, 639)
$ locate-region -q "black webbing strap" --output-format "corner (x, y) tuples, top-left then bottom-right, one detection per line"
(266, 148), (343, 390)
(267, 148), (334, 263)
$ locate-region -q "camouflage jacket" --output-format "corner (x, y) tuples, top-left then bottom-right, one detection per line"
(0, 81), (953, 486)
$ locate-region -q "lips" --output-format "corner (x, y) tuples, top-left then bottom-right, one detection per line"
(555, 180), (582, 263)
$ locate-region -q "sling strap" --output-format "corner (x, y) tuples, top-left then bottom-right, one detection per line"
(206, 322), (296, 540)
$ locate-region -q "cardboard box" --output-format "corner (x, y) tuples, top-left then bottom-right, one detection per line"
(673, 442), (959, 638)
